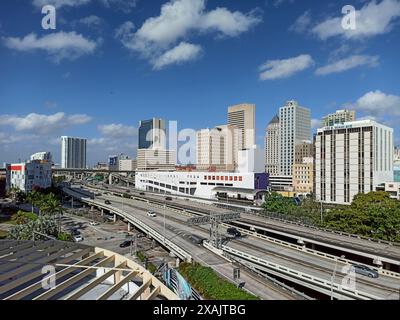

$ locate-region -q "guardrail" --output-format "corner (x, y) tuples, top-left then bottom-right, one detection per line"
(219, 222), (400, 279)
(221, 245), (382, 300)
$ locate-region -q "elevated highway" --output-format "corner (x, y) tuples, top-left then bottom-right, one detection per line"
(79, 183), (400, 272)
(64, 186), (400, 300)
(63, 187), (302, 300)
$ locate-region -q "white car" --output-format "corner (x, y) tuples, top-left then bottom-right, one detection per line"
(73, 234), (84, 242)
(89, 221), (99, 226)
(147, 211), (157, 217)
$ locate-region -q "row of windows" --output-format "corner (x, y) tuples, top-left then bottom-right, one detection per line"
(204, 175), (243, 182)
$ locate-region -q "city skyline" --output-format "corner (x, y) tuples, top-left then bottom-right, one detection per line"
(1, 0), (400, 165)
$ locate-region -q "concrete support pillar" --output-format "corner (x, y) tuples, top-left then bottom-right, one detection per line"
(101, 208), (104, 216)
(127, 182), (129, 188)
(91, 205), (94, 211)
(109, 174), (112, 185)
(128, 223), (131, 232)
(113, 214), (117, 223)
(176, 258), (180, 268)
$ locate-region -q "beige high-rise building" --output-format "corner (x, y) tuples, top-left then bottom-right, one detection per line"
(228, 103), (255, 150)
(136, 149), (176, 171)
(265, 115), (280, 176)
(323, 109), (355, 127)
(295, 141), (313, 164)
(196, 125), (239, 171)
(293, 157), (314, 194)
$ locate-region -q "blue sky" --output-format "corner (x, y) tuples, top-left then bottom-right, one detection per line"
(1, 0), (400, 166)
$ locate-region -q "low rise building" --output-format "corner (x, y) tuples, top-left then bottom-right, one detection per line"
(376, 182), (400, 200)
(293, 157), (313, 195)
(119, 159), (137, 171)
(135, 171), (268, 201)
(6, 160), (52, 192)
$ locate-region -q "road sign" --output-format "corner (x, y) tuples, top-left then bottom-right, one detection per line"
(186, 212), (240, 226)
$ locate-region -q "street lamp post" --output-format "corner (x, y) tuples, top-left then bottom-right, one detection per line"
(163, 204), (166, 245)
(320, 201), (323, 224)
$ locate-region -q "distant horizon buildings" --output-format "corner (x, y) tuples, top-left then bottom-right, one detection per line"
(30, 152), (53, 164)
(61, 136), (87, 169)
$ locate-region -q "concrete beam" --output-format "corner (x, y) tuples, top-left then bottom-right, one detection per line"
(97, 270), (139, 300)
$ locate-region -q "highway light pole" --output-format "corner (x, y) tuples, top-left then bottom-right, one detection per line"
(163, 204), (166, 245)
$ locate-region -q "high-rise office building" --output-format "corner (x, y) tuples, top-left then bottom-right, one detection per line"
(264, 115), (280, 176)
(294, 141), (313, 164)
(228, 103), (255, 150)
(279, 101), (311, 176)
(314, 120), (394, 205)
(196, 125), (239, 172)
(61, 136), (87, 169)
(138, 118), (166, 150)
(323, 109), (356, 127)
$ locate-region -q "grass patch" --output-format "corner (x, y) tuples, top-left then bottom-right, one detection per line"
(0, 230), (8, 239)
(179, 262), (259, 300)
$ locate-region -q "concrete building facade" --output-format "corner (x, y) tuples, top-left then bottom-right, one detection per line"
(265, 115), (280, 176)
(279, 101), (311, 177)
(6, 160), (52, 192)
(314, 120), (394, 205)
(323, 109), (356, 127)
(228, 103), (255, 150)
(138, 118), (166, 150)
(136, 149), (176, 171)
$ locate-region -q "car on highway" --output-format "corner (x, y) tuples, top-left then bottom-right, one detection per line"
(227, 227), (241, 238)
(147, 211), (157, 217)
(139, 192), (145, 196)
(119, 240), (133, 248)
(352, 264), (379, 278)
(104, 200), (111, 205)
(71, 229), (81, 236)
(89, 221), (99, 226)
(73, 234), (84, 242)
(165, 196), (173, 201)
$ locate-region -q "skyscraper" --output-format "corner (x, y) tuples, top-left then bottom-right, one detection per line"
(138, 118), (166, 150)
(279, 101), (311, 176)
(315, 120), (394, 205)
(264, 115), (280, 176)
(61, 136), (87, 169)
(228, 103), (255, 150)
(196, 125), (239, 172)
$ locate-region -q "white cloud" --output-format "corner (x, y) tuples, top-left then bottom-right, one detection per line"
(3, 31), (100, 63)
(258, 54), (314, 80)
(289, 10), (311, 33)
(98, 123), (137, 138)
(315, 55), (379, 75)
(0, 112), (92, 134)
(153, 42), (202, 70)
(351, 90), (400, 117)
(115, 0), (261, 69)
(312, 0), (400, 40)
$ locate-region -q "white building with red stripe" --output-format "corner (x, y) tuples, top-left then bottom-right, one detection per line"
(6, 160), (52, 192)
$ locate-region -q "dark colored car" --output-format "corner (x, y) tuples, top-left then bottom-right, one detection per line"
(352, 264), (379, 278)
(139, 192), (145, 196)
(71, 229), (80, 236)
(227, 227), (241, 238)
(165, 196), (173, 201)
(119, 240), (133, 248)
(104, 200), (111, 205)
